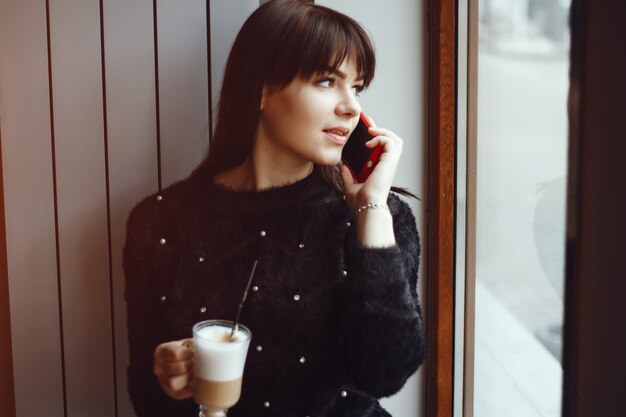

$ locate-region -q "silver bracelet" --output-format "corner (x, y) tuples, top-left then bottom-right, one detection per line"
(354, 202), (389, 217)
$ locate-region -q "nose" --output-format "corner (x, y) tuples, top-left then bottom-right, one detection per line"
(336, 89), (361, 118)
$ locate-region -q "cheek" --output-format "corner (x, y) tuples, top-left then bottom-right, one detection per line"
(275, 105), (317, 137)
(269, 95), (303, 124)
(263, 102), (294, 135)
(294, 99), (329, 132)
(264, 89), (326, 136)
(284, 93), (316, 117)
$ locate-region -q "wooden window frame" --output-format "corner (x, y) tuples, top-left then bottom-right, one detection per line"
(426, 0), (457, 416)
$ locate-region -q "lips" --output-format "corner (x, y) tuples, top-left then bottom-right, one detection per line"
(323, 127), (350, 145)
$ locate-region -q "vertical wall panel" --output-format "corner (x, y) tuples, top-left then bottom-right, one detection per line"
(47, 0), (115, 415)
(210, 0), (259, 116)
(157, 0), (209, 187)
(102, 0), (159, 415)
(0, 0), (65, 416)
(0, 133), (15, 417)
(316, 1), (427, 416)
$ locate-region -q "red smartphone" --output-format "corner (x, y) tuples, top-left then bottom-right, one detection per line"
(342, 113), (382, 183)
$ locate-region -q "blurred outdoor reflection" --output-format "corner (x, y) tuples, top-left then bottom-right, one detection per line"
(475, 0), (570, 416)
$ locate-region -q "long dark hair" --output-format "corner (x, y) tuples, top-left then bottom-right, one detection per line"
(193, 0), (416, 199)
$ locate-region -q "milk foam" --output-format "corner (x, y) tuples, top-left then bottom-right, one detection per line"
(194, 325), (250, 381)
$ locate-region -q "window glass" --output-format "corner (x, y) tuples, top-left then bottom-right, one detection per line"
(475, 1), (570, 415)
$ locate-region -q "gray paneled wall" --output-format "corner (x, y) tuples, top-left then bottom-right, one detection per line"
(0, 1), (425, 416)
(48, 0), (114, 415)
(102, 0), (159, 415)
(157, 0), (210, 188)
(0, 0), (64, 415)
(210, 0), (259, 116)
(0, 1), (252, 415)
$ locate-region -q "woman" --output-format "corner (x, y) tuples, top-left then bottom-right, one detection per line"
(123, 1), (425, 416)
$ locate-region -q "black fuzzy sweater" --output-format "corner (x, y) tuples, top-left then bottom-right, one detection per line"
(123, 168), (426, 417)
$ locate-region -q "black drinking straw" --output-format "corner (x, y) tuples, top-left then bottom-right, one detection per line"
(230, 259), (258, 340)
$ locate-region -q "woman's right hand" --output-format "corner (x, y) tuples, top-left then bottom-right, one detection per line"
(153, 339), (194, 400)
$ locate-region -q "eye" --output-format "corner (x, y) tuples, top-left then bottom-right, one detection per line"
(317, 77), (335, 88)
(352, 84), (365, 97)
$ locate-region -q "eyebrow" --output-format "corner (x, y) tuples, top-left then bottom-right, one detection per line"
(324, 67), (364, 82)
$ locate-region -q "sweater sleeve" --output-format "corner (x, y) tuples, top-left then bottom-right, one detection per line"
(340, 194), (426, 397)
(123, 201), (197, 417)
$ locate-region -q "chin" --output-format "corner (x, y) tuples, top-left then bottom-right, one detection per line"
(313, 153), (343, 167)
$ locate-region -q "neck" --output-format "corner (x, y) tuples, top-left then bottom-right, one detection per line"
(252, 138), (314, 189)
(214, 126), (316, 191)
(214, 155), (313, 193)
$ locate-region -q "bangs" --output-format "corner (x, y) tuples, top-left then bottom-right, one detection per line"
(264, 3), (376, 88)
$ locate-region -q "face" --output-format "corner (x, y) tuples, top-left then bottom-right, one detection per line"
(256, 58), (364, 169)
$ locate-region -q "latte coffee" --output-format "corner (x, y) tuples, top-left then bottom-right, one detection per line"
(192, 320), (251, 416)
(192, 376), (243, 410)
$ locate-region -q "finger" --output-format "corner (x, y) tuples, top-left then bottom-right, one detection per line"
(365, 115), (377, 128)
(366, 134), (403, 152)
(155, 340), (194, 363)
(162, 373), (193, 400)
(364, 136), (381, 147)
(156, 359), (193, 377)
(365, 135), (394, 149)
(368, 126), (399, 140)
(365, 138), (402, 167)
(166, 386), (193, 401)
(177, 385), (193, 400)
(181, 338), (194, 352)
(340, 164), (356, 186)
(166, 372), (192, 393)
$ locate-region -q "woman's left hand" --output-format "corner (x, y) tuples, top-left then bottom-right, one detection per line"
(340, 119), (403, 210)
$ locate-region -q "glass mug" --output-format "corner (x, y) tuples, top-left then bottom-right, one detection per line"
(192, 320), (252, 417)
